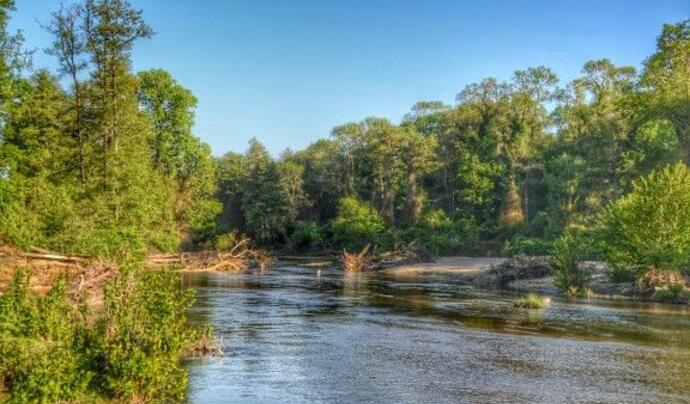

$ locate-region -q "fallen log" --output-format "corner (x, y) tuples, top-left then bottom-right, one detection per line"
(20, 252), (90, 264)
(29, 246), (91, 258)
(146, 237), (272, 272)
(341, 244), (432, 272)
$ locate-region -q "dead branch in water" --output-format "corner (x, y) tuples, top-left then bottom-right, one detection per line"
(147, 234), (272, 272)
(341, 244), (432, 272)
(342, 244), (371, 272)
(147, 251), (271, 272)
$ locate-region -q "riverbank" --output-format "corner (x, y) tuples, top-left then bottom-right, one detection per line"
(383, 256), (506, 276)
(381, 256), (690, 304)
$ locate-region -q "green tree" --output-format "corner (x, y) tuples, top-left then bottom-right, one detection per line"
(216, 151), (247, 233)
(34, 0), (186, 258)
(241, 139), (292, 244)
(137, 69), (221, 245)
(331, 196), (385, 250)
(294, 139), (346, 222)
(0, 72), (78, 248)
(278, 157), (309, 220)
(598, 163), (690, 279)
(641, 20), (690, 162)
(551, 234), (592, 296)
(545, 59), (637, 230)
(399, 124), (438, 223)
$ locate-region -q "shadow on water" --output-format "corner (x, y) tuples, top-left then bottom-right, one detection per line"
(183, 264), (690, 403)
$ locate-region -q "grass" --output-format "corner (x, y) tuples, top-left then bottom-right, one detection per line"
(514, 293), (551, 309)
(652, 283), (690, 304)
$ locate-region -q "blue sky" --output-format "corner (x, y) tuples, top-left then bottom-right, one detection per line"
(9, 0), (689, 156)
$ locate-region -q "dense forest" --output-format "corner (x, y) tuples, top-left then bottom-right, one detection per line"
(216, 33), (690, 257)
(0, 0), (687, 271)
(0, 0), (689, 401)
(0, 1), (689, 265)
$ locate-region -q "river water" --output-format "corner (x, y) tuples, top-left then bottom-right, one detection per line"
(183, 263), (690, 403)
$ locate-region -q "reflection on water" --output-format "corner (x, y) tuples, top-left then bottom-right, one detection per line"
(184, 264), (690, 403)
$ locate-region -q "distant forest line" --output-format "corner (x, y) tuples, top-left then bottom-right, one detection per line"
(0, 0), (688, 263)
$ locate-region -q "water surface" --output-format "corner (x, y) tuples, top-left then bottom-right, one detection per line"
(184, 264), (690, 403)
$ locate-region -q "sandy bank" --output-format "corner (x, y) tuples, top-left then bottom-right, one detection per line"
(384, 256), (506, 276)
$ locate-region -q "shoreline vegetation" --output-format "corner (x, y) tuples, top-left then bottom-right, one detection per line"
(0, 0), (688, 401)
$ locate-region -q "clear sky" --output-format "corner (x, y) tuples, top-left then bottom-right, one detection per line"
(9, 0), (689, 156)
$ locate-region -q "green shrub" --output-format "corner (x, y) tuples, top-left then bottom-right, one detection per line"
(503, 236), (553, 256)
(551, 234), (592, 296)
(213, 231), (247, 252)
(0, 270), (91, 402)
(454, 217), (484, 255)
(391, 210), (456, 255)
(652, 283), (690, 304)
(92, 270), (198, 402)
(514, 293), (551, 309)
(598, 163), (690, 280)
(331, 196), (385, 251)
(0, 268), (200, 402)
(419, 210), (460, 255)
(288, 221), (324, 252)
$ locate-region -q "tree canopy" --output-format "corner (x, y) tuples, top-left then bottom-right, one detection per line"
(0, 1), (688, 272)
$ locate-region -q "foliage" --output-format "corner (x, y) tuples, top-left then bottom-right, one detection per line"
(0, 1), (221, 261)
(513, 293), (550, 309)
(137, 69), (221, 247)
(331, 196), (385, 251)
(241, 139), (293, 244)
(0, 268), (199, 402)
(551, 234), (592, 296)
(0, 269), (91, 402)
(199, 19), (690, 255)
(92, 270), (197, 401)
(598, 163), (690, 280)
(503, 236), (553, 256)
(652, 283), (690, 304)
(390, 210), (482, 255)
(287, 221), (324, 252)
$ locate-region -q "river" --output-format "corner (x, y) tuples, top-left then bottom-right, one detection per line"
(183, 263), (690, 403)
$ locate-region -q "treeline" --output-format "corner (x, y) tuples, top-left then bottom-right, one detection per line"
(0, 0), (689, 263)
(218, 20), (690, 256)
(0, 0), (219, 261)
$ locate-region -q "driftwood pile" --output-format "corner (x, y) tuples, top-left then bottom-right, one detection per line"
(0, 245), (119, 306)
(147, 237), (272, 272)
(341, 244), (432, 272)
(0, 236), (272, 305)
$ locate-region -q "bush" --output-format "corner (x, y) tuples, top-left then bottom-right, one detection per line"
(92, 270), (197, 401)
(551, 234), (592, 297)
(503, 237), (553, 256)
(331, 196), (385, 251)
(598, 163), (690, 280)
(391, 210), (455, 255)
(287, 221), (324, 252)
(652, 283), (690, 304)
(454, 217), (483, 255)
(0, 268), (200, 402)
(0, 270), (91, 402)
(213, 231), (246, 251)
(514, 293), (551, 309)
(388, 212), (483, 256)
